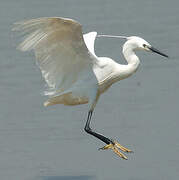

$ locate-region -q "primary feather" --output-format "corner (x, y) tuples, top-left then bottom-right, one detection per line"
(13, 17), (99, 106)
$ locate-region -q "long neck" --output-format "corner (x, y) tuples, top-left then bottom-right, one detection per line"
(118, 43), (140, 79)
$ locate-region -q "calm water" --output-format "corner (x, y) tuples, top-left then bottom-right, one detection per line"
(0, 0), (179, 180)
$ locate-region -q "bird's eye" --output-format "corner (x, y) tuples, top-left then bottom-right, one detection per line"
(143, 44), (146, 47)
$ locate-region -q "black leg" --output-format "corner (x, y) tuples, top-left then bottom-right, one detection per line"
(84, 110), (113, 145)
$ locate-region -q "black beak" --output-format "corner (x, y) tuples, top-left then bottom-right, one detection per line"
(148, 46), (169, 58)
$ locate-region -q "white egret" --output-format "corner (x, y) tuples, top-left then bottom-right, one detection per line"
(13, 17), (168, 159)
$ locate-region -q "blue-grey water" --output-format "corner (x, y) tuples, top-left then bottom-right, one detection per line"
(0, 0), (179, 180)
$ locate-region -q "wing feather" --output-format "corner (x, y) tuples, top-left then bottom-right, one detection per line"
(83, 32), (97, 58)
(13, 17), (98, 97)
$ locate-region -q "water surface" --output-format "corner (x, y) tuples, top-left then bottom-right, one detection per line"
(0, 0), (179, 179)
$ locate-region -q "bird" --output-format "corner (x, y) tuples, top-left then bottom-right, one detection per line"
(12, 17), (168, 160)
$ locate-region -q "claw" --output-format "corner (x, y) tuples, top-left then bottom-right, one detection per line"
(99, 140), (132, 160)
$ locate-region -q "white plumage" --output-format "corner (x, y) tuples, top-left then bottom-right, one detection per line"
(13, 16), (168, 109)
(13, 17), (99, 107)
(13, 17), (168, 159)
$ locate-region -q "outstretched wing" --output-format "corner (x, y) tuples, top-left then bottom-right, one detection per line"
(13, 17), (98, 96)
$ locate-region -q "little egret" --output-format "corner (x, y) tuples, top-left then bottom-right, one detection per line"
(13, 17), (168, 159)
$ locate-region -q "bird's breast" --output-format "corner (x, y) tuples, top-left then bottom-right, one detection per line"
(94, 58), (120, 94)
(98, 74), (117, 94)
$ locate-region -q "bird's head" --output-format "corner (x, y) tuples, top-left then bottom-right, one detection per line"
(124, 36), (168, 58)
(98, 34), (168, 58)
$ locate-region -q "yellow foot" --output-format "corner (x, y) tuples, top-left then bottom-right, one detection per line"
(114, 141), (133, 153)
(99, 140), (133, 160)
